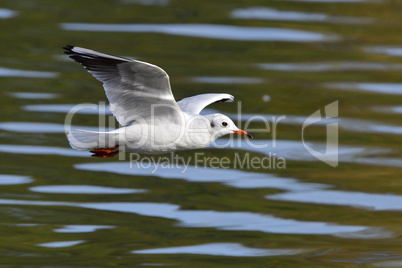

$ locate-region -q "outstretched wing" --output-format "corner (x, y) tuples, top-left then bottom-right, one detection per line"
(64, 46), (181, 125)
(177, 93), (234, 115)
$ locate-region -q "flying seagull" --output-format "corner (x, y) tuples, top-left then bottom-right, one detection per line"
(64, 46), (252, 157)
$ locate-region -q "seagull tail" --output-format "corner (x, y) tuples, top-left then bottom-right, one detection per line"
(67, 129), (117, 151)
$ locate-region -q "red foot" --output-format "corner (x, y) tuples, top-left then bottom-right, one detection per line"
(90, 145), (119, 158)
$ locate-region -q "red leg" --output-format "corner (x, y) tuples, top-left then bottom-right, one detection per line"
(90, 145), (119, 158)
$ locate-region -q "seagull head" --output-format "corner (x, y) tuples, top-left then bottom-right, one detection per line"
(207, 114), (252, 139)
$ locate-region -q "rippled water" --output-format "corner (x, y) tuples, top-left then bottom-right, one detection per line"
(132, 243), (305, 257)
(61, 23), (338, 42)
(0, 1), (401, 267)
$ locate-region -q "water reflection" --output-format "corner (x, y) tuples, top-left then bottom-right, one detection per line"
(190, 77), (264, 84)
(0, 122), (103, 133)
(7, 92), (59, 99)
(54, 225), (114, 233)
(0, 8), (17, 19)
(0, 122), (68, 133)
(0, 144), (88, 157)
(37, 240), (85, 248)
(0, 174), (33, 185)
(76, 162), (402, 211)
(23, 104), (112, 115)
(120, 0), (170, 5)
(338, 119), (402, 135)
(351, 157), (402, 168)
(365, 46), (402, 57)
(30, 185), (146, 194)
(0, 67), (58, 78)
(325, 82), (402, 95)
(372, 260), (402, 267)
(373, 106), (402, 114)
(60, 23), (338, 42)
(81, 202), (368, 235)
(75, 162), (328, 192)
(231, 7), (373, 24)
(258, 62), (402, 71)
(213, 139), (395, 167)
(132, 242), (303, 257)
(0, 198), (371, 236)
(284, 0), (368, 2)
(268, 190), (402, 211)
(0, 138), (398, 167)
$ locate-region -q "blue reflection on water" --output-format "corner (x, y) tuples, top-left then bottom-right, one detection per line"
(81, 202), (368, 235)
(325, 82), (402, 95)
(37, 240), (85, 248)
(8, 92), (59, 99)
(0, 138), (400, 167)
(190, 77), (264, 84)
(0, 8), (18, 19)
(54, 225), (114, 233)
(0, 67), (58, 78)
(60, 23), (338, 42)
(0, 198), (371, 236)
(75, 162), (402, 212)
(0, 122), (99, 133)
(365, 46), (402, 57)
(268, 190), (402, 211)
(373, 106), (402, 114)
(258, 62), (402, 71)
(0, 145), (88, 157)
(23, 104), (112, 115)
(132, 242), (303, 257)
(231, 7), (373, 24)
(30, 185), (146, 194)
(75, 162), (327, 192)
(0, 174), (33, 185)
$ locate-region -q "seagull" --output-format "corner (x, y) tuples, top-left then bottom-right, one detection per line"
(64, 46), (252, 157)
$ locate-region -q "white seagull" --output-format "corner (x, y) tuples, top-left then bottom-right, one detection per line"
(64, 46), (252, 157)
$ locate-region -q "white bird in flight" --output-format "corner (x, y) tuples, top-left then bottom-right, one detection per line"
(64, 46), (252, 157)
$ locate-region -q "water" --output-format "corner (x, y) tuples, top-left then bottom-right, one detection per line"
(30, 185), (147, 194)
(231, 7), (373, 24)
(132, 243), (305, 257)
(0, 8), (17, 19)
(373, 105), (402, 114)
(7, 92), (59, 99)
(37, 240), (86, 248)
(0, 1), (402, 266)
(0, 174), (33, 185)
(258, 62), (402, 72)
(365, 46), (402, 57)
(0, 67), (58, 78)
(325, 82), (402, 95)
(61, 23), (338, 42)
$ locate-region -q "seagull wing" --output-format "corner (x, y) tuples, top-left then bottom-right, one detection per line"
(177, 93), (234, 115)
(64, 46), (182, 125)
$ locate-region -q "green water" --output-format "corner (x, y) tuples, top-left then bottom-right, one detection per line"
(0, 0), (402, 267)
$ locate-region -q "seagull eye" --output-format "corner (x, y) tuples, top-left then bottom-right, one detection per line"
(222, 122), (228, 127)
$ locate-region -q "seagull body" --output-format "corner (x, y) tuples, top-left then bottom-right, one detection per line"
(64, 46), (251, 157)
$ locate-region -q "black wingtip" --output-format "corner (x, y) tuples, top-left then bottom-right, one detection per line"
(63, 45), (75, 55)
(212, 98), (232, 104)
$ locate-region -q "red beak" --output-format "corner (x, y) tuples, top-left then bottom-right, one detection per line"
(233, 129), (253, 139)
